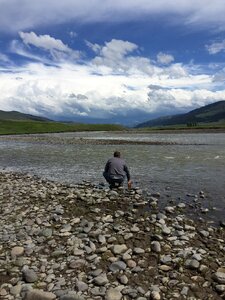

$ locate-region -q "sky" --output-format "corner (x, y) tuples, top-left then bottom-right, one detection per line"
(0, 0), (225, 125)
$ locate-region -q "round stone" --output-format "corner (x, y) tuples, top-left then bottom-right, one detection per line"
(105, 288), (122, 300)
(11, 246), (24, 257)
(213, 268), (225, 284)
(151, 241), (161, 253)
(185, 259), (200, 270)
(94, 273), (109, 286)
(151, 291), (161, 300)
(112, 244), (128, 255)
(23, 269), (38, 283)
(109, 261), (127, 272)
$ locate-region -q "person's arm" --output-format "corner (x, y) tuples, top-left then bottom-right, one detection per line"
(124, 165), (131, 181)
(124, 165), (132, 189)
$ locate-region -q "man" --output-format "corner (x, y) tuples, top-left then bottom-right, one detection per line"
(103, 151), (132, 189)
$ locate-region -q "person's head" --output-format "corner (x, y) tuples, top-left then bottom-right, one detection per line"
(114, 151), (121, 158)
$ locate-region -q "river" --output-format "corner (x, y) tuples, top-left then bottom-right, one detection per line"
(0, 131), (224, 221)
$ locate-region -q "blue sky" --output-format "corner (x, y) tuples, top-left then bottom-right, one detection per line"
(0, 0), (225, 125)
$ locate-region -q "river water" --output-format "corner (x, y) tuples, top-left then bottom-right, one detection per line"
(0, 131), (224, 222)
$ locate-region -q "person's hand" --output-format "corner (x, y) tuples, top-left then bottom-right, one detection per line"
(127, 180), (132, 189)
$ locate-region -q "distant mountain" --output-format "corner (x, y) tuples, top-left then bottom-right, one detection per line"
(0, 110), (51, 122)
(136, 101), (225, 128)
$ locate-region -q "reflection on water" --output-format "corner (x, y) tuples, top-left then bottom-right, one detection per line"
(0, 132), (225, 220)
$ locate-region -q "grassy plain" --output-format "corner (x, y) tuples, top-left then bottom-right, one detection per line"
(0, 120), (125, 135)
(1, 119), (225, 135)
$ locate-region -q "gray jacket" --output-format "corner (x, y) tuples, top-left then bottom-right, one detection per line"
(104, 157), (131, 181)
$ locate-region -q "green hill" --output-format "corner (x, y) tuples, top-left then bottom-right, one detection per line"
(0, 110), (126, 134)
(136, 101), (225, 128)
(0, 110), (51, 122)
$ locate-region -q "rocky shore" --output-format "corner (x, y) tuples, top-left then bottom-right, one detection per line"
(0, 135), (205, 146)
(0, 171), (224, 300)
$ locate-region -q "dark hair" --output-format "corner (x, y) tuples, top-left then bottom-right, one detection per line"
(114, 151), (121, 157)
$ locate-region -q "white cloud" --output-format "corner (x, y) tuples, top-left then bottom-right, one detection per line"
(163, 63), (188, 78)
(18, 31), (80, 61)
(157, 52), (174, 65)
(90, 39), (157, 76)
(19, 31), (70, 52)
(10, 39), (54, 64)
(206, 39), (225, 54)
(92, 39), (138, 68)
(148, 85), (225, 112)
(1, 0), (225, 32)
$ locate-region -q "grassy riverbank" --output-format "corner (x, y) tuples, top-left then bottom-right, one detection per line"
(136, 122), (225, 132)
(1, 119), (225, 135)
(0, 120), (126, 135)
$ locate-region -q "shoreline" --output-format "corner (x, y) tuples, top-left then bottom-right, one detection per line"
(0, 135), (212, 146)
(0, 171), (224, 300)
(0, 127), (225, 137)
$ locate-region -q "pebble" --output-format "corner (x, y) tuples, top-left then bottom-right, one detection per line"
(151, 291), (161, 300)
(105, 288), (122, 300)
(185, 259), (200, 270)
(215, 284), (225, 293)
(23, 289), (56, 300)
(11, 246), (24, 257)
(213, 267), (225, 284)
(151, 241), (161, 253)
(109, 261), (127, 272)
(22, 269), (38, 283)
(94, 273), (109, 286)
(112, 244), (128, 255)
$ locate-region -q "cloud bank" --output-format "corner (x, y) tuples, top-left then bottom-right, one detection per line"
(0, 31), (224, 125)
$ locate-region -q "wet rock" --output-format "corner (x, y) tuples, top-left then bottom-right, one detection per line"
(165, 206), (175, 214)
(177, 203), (186, 209)
(219, 221), (225, 227)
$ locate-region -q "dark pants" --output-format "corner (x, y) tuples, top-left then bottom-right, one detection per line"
(103, 172), (124, 188)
